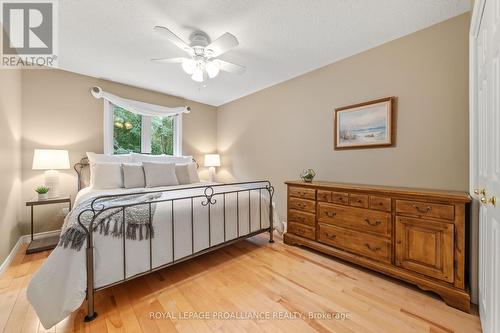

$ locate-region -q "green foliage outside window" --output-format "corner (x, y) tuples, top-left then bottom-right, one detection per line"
(112, 105), (174, 155)
(113, 106), (141, 154)
(151, 116), (174, 155)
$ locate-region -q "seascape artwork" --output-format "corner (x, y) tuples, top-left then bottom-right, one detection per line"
(334, 98), (394, 149)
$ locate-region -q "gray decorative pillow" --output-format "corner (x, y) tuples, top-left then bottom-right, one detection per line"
(187, 162), (200, 183)
(122, 163), (145, 188)
(143, 162), (179, 187)
(175, 164), (191, 185)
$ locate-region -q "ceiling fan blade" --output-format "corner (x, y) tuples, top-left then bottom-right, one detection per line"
(151, 57), (188, 64)
(207, 33), (239, 57)
(213, 59), (246, 75)
(153, 26), (191, 53)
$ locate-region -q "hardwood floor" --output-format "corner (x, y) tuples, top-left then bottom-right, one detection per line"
(0, 234), (482, 333)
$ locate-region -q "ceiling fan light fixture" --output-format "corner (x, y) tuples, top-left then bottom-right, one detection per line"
(205, 61), (220, 79)
(191, 67), (204, 82)
(181, 58), (196, 74)
(153, 26), (245, 83)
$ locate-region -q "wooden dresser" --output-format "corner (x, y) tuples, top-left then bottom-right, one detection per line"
(284, 181), (471, 311)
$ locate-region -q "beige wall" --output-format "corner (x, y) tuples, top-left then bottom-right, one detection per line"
(19, 69), (217, 234)
(217, 13), (470, 220)
(0, 69), (22, 262)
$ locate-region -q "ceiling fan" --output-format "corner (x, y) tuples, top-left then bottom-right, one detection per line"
(152, 26), (246, 83)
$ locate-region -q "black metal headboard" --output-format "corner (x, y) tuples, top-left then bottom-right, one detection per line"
(74, 157), (90, 191)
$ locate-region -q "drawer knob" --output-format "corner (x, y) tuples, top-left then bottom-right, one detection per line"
(364, 218), (381, 226)
(412, 204), (432, 214)
(364, 243), (381, 252)
(325, 233), (336, 240)
(357, 199), (363, 203)
(325, 211), (337, 217)
(297, 216), (305, 222)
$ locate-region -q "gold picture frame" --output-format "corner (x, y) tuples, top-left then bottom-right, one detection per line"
(334, 97), (396, 150)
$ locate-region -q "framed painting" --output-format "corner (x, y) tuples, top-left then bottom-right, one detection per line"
(334, 97), (395, 150)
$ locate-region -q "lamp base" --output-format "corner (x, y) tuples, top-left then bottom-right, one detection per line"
(44, 170), (60, 198)
(208, 167), (215, 183)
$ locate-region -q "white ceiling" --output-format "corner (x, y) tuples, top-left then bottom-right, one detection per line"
(58, 0), (470, 106)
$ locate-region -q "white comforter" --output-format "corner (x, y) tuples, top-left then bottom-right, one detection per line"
(27, 182), (280, 329)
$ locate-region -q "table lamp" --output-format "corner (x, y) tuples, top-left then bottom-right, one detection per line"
(204, 154), (220, 183)
(32, 149), (70, 198)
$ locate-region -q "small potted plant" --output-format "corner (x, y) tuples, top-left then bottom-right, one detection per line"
(35, 186), (50, 200)
(300, 169), (316, 183)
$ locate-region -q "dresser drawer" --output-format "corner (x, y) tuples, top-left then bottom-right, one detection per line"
(289, 197), (316, 213)
(349, 193), (369, 208)
(289, 186), (316, 200)
(317, 203), (391, 237)
(396, 200), (454, 221)
(288, 209), (315, 226)
(288, 222), (315, 240)
(318, 224), (391, 263)
(369, 196), (391, 212)
(317, 190), (332, 202)
(331, 192), (349, 205)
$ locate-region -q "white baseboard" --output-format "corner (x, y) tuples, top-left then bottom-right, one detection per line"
(0, 237), (25, 276)
(0, 229), (61, 276)
(20, 229), (61, 243)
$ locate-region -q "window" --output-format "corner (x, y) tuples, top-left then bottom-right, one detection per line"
(113, 106), (142, 154)
(151, 116), (175, 155)
(104, 102), (182, 155)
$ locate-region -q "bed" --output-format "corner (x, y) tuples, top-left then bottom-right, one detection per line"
(27, 156), (279, 329)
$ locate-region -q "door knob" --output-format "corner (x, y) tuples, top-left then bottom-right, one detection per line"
(480, 195), (497, 206)
(474, 188), (486, 196)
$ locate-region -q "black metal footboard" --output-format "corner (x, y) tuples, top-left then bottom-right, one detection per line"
(75, 181), (275, 322)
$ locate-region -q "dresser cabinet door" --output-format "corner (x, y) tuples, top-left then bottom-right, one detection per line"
(395, 216), (454, 283)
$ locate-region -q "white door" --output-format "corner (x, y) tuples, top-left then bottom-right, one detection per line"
(471, 1), (500, 332)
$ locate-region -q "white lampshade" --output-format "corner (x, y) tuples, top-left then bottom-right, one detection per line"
(204, 154), (220, 167)
(32, 149), (70, 170)
(191, 67), (204, 82)
(205, 61), (220, 79)
(182, 58), (196, 75)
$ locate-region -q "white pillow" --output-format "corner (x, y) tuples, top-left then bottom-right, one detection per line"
(143, 162), (179, 187)
(122, 163), (145, 188)
(90, 163), (123, 189)
(87, 152), (132, 164)
(131, 153), (192, 164)
(187, 163), (200, 183)
(175, 162), (200, 185)
(175, 164), (190, 185)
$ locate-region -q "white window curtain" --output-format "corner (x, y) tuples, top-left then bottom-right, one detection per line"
(91, 86), (188, 155)
(91, 86), (190, 116)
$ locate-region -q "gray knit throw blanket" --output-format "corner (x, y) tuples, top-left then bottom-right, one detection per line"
(59, 192), (162, 251)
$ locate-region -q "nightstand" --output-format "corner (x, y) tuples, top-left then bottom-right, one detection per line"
(26, 196), (71, 254)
